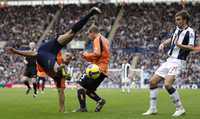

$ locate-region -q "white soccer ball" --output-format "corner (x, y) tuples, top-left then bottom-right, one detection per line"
(86, 64), (100, 79)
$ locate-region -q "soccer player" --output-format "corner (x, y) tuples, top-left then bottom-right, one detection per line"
(73, 24), (110, 112)
(6, 7), (102, 112)
(143, 10), (195, 117)
(21, 42), (38, 97)
(121, 58), (131, 93)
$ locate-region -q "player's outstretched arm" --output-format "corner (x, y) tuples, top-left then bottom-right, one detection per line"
(6, 47), (37, 57)
(159, 38), (171, 51)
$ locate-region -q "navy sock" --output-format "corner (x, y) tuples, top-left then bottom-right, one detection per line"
(24, 81), (31, 89)
(166, 87), (176, 95)
(71, 11), (94, 33)
(150, 86), (158, 90)
(77, 89), (86, 109)
(42, 80), (45, 91)
(33, 82), (37, 94)
(86, 90), (101, 102)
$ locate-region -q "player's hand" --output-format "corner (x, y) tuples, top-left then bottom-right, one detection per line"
(158, 43), (165, 52)
(80, 51), (84, 57)
(61, 68), (71, 81)
(58, 64), (65, 70)
(24, 59), (28, 64)
(5, 47), (15, 54)
(64, 73), (71, 81)
(174, 38), (182, 48)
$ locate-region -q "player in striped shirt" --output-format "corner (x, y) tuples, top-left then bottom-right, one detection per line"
(143, 10), (195, 117)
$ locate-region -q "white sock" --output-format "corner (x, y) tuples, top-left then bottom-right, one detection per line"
(122, 85), (125, 92)
(125, 84), (128, 92)
(170, 90), (183, 110)
(150, 88), (158, 110)
(127, 85), (130, 93)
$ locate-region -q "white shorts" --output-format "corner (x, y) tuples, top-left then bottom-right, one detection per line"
(121, 78), (130, 83)
(155, 58), (186, 78)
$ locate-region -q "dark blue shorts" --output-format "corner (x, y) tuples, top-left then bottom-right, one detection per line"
(37, 38), (63, 73)
(24, 66), (37, 78)
(78, 73), (106, 91)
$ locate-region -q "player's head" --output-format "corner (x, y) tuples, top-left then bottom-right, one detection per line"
(123, 58), (128, 64)
(62, 52), (72, 65)
(175, 10), (190, 28)
(29, 42), (36, 50)
(87, 24), (99, 40)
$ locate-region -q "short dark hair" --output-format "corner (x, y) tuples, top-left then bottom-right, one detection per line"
(175, 10), (190, 23)
(88, 25), (99, 33)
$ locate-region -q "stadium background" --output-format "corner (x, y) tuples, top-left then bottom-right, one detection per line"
(0, 0), (200, 89)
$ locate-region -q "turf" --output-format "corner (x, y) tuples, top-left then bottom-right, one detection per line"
(0, 88), (199, 119)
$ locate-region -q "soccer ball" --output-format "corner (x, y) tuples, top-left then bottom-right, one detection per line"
(86, 64), (100, 79)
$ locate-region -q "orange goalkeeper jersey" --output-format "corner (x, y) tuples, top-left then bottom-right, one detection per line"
(83, 33), (110, 75)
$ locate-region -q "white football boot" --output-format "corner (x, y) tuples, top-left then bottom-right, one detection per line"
(172, 108), (185, 117)
(142, 108), (157, 116)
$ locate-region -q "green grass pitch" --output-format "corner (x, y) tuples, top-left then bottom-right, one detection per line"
(0, 88), (199, 119)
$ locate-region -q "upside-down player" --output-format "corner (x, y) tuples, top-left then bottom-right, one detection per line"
(6, 7), (102, 112)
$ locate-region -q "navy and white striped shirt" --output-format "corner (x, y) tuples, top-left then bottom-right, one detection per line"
(168, 26), (195, 60)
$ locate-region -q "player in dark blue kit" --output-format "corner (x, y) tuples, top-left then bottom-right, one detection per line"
(7, 7), (102, 112)
(21, 42), (38, 97)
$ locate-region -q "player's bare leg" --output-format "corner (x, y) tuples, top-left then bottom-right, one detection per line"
(164, 75), (185, 117)
(58, 88), (65, 112)
(143, 74), (162, 115)
(57, 7), (102, 46)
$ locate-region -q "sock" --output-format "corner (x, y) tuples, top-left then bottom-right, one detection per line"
(24, 80), (31, 89)
(86, 90), (101, 102)
(166, 86), (176, 95)
(36, 81), (39, 90)
(127, 84), (131, 93)
(77, 89), (86, 109)
(170, 90), (183, 110)
(122, 84), (125, 92)
(149, 88), (158, 110)
(71, 11), (94, 33)
(125, 84), (129, 93)
(42, 78), (45, 91)
(33, 82), (37, 94)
